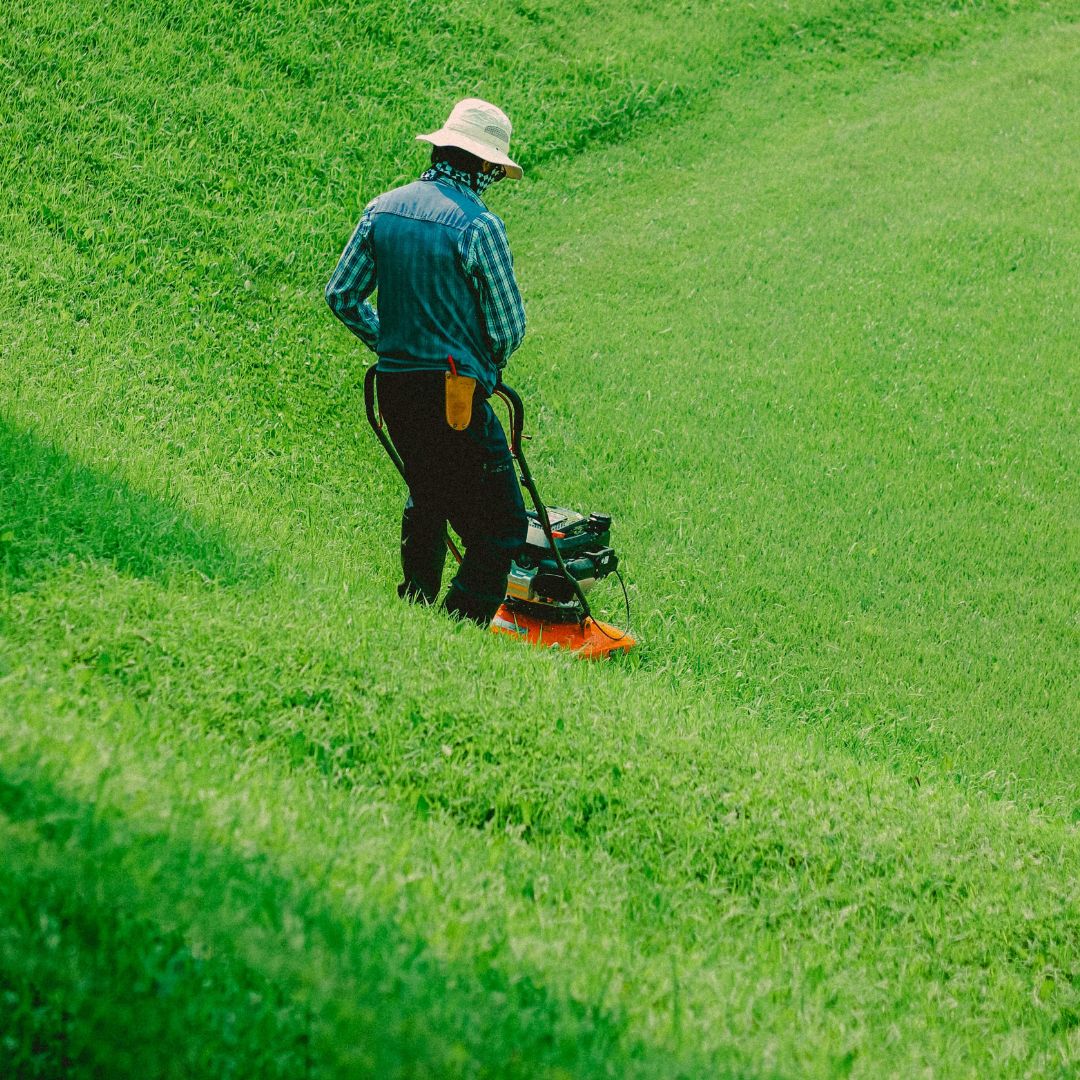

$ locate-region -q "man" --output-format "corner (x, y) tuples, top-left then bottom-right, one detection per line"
(326, 98), (529, 627)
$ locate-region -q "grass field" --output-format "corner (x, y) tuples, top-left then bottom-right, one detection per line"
(2, 0), (1078, 1076)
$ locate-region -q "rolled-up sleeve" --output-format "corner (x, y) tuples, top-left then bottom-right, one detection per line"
(463, 212), (526, 371)
(325, 201), (380, 352)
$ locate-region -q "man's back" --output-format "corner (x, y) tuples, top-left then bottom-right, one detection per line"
(371, 178), (491, 388)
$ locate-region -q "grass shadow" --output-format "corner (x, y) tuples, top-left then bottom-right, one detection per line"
(0, 417), (261, 590)
(0, 758), (728, 1080)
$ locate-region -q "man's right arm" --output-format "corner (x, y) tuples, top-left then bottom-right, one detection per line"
(325, 201), (380, 351)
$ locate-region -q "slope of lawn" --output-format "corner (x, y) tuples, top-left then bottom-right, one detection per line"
(2, 0), (1079, 1077)
(521, 14), (1080, 811)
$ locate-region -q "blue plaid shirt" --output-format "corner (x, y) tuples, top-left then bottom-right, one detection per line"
(326, 162), (526, 372)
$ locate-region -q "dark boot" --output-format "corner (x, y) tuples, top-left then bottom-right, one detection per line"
(442, 582), (502, 627)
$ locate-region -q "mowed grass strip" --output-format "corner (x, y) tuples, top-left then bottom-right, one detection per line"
(1, 555), (1077, 1077)
(1, 741), (687, 1080)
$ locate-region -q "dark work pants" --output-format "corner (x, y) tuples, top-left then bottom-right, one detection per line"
(376, 370), (529, 626)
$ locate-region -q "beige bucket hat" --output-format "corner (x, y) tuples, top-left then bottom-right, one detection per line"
(417, 98), (523, 180)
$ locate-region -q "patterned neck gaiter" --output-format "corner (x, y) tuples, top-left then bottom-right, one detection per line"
(422, 160), (505, 198)
(473, 165), (505, 196)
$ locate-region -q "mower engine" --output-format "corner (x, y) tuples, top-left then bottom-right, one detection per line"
(505, 507), (619, 610)
(492, 504), (631, 658)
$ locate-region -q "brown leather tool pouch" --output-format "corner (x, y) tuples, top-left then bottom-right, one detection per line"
(445, 371), (477, 431)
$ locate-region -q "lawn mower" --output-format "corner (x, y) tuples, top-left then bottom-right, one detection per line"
(363, 366), (635, 659)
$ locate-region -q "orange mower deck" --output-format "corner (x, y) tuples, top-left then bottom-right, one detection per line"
(490, 604), (635, 659)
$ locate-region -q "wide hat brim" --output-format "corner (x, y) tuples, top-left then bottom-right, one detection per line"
(416, 129), (523, 180)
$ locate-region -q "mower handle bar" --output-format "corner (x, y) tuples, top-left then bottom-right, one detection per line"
(492, 382), (592, 622)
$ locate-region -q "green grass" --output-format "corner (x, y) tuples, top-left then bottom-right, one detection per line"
(2, 0), (1079, 1076)
(523, 18), (1080, 808)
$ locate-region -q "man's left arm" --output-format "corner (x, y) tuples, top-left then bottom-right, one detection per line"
(325, 202), (380, 351)
(465, 213), (526, 372)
